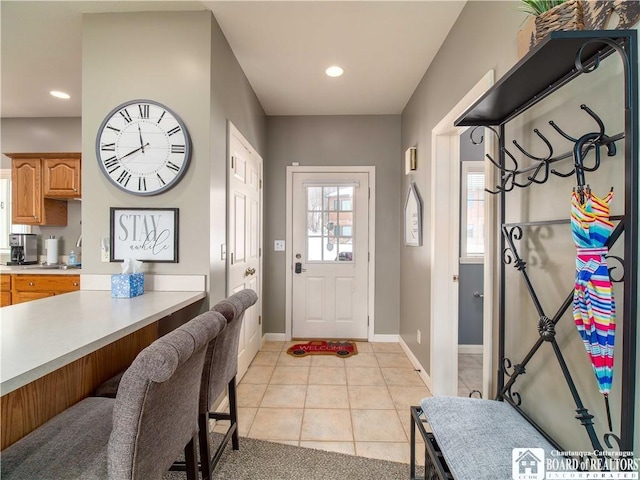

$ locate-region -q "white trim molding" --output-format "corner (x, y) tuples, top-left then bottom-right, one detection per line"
(399, 335), (432, 390)
(429, 70), (495, 397)
(263, 333), (287, 343)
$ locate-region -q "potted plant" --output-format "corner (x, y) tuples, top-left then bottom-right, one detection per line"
(525, 0), (585, 42)
(517, 0), (584, 56)
(519, 0), (571, 16)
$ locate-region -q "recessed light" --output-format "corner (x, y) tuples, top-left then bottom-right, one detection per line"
(325, 66), (344, 78)
(50, 91), (70, 99)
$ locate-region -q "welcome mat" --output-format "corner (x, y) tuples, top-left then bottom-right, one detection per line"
(286, 340), (358, 358)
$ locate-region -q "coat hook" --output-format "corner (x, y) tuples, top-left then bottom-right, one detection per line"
(486, 153), (509, 172)
(549, 120), (577, 142)
(512, 128), (553, 161)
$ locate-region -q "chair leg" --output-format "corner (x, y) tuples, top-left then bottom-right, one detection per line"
(184, 434), (199, 480)
(199, 376), (241, 479)
(228, 376), (240, 450)
(198, 413), (213, 480)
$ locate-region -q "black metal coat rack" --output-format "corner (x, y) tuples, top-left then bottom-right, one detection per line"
(455, 30), (638, 455)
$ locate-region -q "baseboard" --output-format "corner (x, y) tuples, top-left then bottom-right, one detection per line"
(262, 333), (286, 343)
(263, 333), (398, 343)
(458, 344), (483, 355)
(372, 334), (399, 343)
(399, 336), (432, 390)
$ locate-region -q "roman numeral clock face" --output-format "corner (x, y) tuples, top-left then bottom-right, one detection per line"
(96, 100), (191, 195)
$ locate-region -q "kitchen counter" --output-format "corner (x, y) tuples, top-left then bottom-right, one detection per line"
(1, 273), (207, 449)
(0, 265), (82, 275)
(1, 289), (205, 395)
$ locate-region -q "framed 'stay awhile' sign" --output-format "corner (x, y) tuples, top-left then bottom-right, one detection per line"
(110, 208), (179, 262)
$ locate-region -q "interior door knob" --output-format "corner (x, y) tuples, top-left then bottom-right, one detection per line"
(245, 267), (256, 276)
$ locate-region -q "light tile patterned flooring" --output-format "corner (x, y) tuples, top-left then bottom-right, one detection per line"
(216, 341), (484, 465)
(219, 340), (431, 464)
(458, 353), (483, 398)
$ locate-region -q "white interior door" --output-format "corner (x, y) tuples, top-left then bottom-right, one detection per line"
(228, 123), (262, 378)
(291, 171), (369, 339)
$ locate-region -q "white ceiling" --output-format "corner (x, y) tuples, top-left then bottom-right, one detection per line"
(0, 1), (466, 118)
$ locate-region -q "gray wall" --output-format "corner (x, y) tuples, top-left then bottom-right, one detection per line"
(208, 13), (266, 304)
(400, 0), (526, 377)
(457, 264), (483, 345)
(81, 11), (265, 304)
(264, 115), (401, 336)
(1, 117), (82, 259)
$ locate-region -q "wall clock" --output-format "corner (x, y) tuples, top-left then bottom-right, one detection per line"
(96, 99), (191, 196)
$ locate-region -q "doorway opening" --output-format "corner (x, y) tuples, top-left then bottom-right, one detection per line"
(458, 129), (486, 397)
(429, 71), (496, 398)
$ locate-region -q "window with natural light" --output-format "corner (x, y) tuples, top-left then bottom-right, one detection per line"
(461, 162), (485, 262)
(306, 185), (354, 262)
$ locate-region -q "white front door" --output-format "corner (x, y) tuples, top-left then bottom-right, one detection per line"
(228, 123), (262, 378)
(291, 171), (369, 339)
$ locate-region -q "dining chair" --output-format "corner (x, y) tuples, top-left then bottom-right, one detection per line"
(1, 310), (227, 480)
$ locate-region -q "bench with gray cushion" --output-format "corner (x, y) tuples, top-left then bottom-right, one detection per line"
(410, 396), (557, 480)
(1, 309), (227, 480)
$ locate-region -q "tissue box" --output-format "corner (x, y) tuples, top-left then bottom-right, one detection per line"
(111, 273), (144, 298)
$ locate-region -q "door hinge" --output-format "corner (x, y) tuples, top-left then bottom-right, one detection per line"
(231, 156), (235, 169)
(367, 316), (370, 326)
(259, 247), (262, 257)
(259, 315), (262, 325)
(260, 179), (263, 189)
(368, 187), (371, 199)
(230, 252), (234, 265)
(368, 252), (370, 262)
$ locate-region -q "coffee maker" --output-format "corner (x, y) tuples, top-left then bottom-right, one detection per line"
(8, 233), (38, 265)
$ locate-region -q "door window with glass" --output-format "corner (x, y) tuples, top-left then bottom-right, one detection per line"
(306, 185), (354, 262)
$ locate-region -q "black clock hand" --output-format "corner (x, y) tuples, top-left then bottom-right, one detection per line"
(137, 124), (146, 153)
(120, 142), (150, 161)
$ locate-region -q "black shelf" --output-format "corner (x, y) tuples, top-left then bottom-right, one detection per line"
(455, 30), (636, 127)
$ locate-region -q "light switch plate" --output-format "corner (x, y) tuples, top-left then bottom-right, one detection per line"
(101, 237), (110, 262)
(274, 240), (285, 251)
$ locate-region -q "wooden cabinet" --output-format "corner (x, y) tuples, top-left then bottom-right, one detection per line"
(6, 152), (81, 226)
(43, 157), (81, 198)
(0, 274), (11, 307)
(10, 274), (80, 305)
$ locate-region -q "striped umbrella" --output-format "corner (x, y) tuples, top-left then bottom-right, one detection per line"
(571, 187), (616, 431)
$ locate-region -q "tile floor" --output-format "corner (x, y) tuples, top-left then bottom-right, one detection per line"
(216, 340), (432, 464)
(215, 342), (485, 465)
(458, 353), (483, 398)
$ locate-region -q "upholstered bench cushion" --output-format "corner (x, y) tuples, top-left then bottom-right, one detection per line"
(1, 397), (114, 480)
(420, 396), (556, 480)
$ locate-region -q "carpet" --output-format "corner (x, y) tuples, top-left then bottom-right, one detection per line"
(286, 340), (358, 358)
(163, 433), (417, 480)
